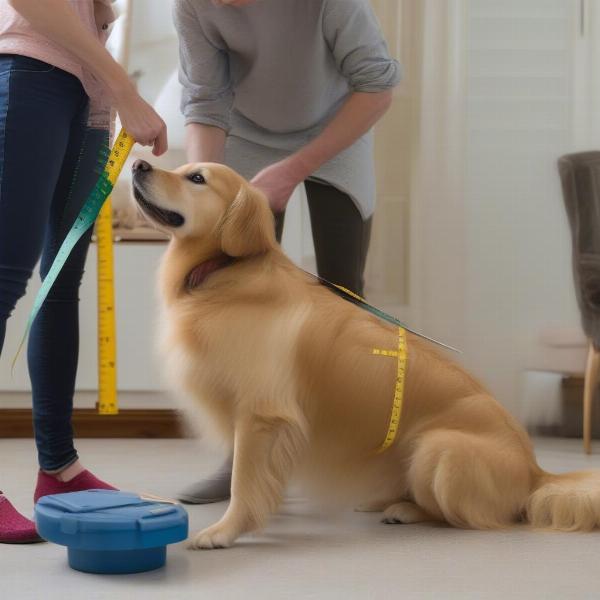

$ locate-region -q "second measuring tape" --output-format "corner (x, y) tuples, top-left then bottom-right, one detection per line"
(96, 196), (118, 415)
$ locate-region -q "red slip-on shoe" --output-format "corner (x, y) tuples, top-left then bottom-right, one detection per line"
(34, 470), (117, 504)
(0, 494), (43, 544)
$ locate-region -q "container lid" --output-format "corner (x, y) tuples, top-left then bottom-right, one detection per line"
(35, 490), (188, 551)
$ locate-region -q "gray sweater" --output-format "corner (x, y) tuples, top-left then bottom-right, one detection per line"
(173, 0), (401, 218)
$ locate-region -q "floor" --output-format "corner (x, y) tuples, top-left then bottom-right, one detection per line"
(1, 437), (599, 600)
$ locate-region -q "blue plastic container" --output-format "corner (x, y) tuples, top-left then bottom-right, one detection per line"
(35, 490), (188, 574)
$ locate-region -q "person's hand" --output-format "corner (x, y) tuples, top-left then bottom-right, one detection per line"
(112, 84), (168, 156)
(251, 159), (306, 214)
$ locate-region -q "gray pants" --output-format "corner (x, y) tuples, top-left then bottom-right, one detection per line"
(274, 180), (372, 297)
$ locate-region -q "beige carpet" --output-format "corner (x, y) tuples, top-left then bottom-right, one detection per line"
(1, 437), (598, 600)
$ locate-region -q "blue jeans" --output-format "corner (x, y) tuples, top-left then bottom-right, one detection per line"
(0, 55), (108, 471)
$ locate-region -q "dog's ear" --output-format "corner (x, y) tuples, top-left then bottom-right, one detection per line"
(219, 183), (276, 257)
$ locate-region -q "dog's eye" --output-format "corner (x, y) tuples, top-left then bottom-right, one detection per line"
(188, 173), (206, 185)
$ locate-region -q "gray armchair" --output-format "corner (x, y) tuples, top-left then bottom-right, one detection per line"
(558, 151), (600, 453)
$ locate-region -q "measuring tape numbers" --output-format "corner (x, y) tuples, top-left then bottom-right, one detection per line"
(96, 197), (118, 415)
(95, 129), (134, 414)
(373, 327), (408, 454)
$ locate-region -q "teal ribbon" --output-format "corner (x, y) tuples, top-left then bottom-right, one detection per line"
(306, 270), (461, 353)
(12, 172), (114, 369)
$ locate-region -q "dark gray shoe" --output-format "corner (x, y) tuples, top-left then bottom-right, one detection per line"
(178, 456), (232, 504)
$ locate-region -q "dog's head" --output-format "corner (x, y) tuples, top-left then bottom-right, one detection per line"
(131, 160), (275, 257)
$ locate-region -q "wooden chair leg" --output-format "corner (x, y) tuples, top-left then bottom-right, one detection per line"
(583, 342), (600, 454)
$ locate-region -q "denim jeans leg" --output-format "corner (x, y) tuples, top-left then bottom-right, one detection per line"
(29, 126), (109, 472)
(0, 54), (97, 472)
(0, 58), (82, 355)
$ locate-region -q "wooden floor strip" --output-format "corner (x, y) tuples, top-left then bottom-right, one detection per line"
(0, 409), (189, 439)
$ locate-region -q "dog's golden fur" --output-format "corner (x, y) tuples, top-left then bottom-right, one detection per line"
(133, 160), (600, 549)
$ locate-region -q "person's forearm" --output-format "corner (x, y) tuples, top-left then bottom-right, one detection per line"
(8, 0), (132, 98)
(286, 90), (393, 179)
(185, 123), (227, 163)
(9, 0), (168, 152)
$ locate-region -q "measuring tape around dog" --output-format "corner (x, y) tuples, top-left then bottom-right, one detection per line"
(373, 327), (407, 454)
(13, 129), (134, 410)
(325, 286), (410, 452)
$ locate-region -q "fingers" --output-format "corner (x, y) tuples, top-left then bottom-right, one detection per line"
(152, 123), (168, 156)
(121, 118), (167, 156)
(115, 95), (167, 153)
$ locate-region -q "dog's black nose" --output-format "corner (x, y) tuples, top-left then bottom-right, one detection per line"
(132, 159), (152, 173)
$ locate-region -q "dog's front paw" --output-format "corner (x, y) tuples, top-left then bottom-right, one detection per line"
(381, 502), (433, 525)
(187, 524), (238, 550)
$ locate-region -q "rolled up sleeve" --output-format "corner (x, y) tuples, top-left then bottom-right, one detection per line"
(173, 0), (233, 131)
(323, 0), (401, 93)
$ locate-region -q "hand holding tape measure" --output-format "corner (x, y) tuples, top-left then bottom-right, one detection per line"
(13, 129), (135, 415)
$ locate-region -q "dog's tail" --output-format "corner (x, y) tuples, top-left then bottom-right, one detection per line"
(526, 470), (600, 531)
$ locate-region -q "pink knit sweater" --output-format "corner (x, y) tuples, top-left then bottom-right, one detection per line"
(0, 0), (116, 128)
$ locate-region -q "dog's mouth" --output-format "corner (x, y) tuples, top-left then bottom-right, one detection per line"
(133, 183), (185, 229)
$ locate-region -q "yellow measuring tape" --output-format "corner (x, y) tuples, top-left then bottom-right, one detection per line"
(330, 283), (409, 454)
(96, 129), (134, 415)
(96, 198), (117, 415)
(373, 327), (408, 454)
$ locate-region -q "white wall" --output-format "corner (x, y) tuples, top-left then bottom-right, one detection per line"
(460, 0), (582, 413)
(397, 0), (585, 418)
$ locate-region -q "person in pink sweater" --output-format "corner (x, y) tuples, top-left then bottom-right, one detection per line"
(0, 0), (167, 543)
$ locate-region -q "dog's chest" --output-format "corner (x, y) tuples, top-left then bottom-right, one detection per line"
(159, 300), (311, 401)
(158, 308), (214, 393)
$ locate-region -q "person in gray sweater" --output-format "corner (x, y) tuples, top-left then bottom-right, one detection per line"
(173, 0), (401, 504)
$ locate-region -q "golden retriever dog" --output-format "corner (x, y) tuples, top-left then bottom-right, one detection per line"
(132, 158), (600, 549)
